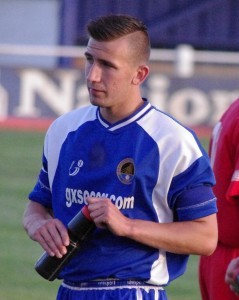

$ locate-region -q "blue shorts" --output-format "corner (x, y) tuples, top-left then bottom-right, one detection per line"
(56, 280), (167, 300)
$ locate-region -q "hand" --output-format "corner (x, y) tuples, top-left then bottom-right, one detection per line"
(225, 257), (239, 296)
(87, 197), (131, 236)
(28, 218), (70, 258)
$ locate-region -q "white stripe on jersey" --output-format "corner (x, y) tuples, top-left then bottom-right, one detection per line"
(137, 108), (203, 284)
(45, 106), (97, 189)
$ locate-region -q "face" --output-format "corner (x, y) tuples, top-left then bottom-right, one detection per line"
(84, 36), (139, 110)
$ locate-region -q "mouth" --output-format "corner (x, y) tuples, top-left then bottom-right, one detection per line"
(88, 87), (105, 95)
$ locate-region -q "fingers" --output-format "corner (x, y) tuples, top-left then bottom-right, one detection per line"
(229, 284), (239, 296)
(33, 219), (69, 258)
(225, 258), (239, 296)
(87, 197), (129, 236)
(87, 198), (108, 229)
(87, 198), (111, 221)
(225, 258), (239, 283)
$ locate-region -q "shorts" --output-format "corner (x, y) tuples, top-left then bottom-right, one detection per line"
(56, 279), (167, 300)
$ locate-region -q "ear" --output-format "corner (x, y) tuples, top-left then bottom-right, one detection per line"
(132, 65), (149, 85)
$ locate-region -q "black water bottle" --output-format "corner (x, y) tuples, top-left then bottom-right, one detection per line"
(35, 205), (95, 281)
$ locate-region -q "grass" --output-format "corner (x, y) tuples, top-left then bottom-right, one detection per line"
(166, 255), (201, 299)
(0, 130), (208, 299)
(0, 130), (59, 299)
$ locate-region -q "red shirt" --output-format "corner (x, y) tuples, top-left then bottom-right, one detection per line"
(210, 98), (239, 247)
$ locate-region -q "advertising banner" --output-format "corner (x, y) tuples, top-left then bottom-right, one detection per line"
(0, 67), (238, 128)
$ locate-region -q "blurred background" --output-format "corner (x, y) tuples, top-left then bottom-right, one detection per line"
(0, 0), (239, 131)
(0, 0), (239, 299)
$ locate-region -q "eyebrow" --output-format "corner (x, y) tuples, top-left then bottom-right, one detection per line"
(84, 51), (117, 68)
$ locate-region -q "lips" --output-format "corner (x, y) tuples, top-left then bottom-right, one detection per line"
(89, 87), (105, 95)
(91, 88), (101, 92)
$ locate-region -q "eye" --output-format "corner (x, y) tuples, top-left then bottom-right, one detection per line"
(101, 60), (116, 69)
(85, 54), (94, 64)
(102, 61), (112, 67)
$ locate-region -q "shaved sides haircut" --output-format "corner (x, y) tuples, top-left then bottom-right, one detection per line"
(87, 14), (151, 64)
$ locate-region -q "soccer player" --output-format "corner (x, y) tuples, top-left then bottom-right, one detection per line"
(199, 98), (239, 300)
(23, 14), (218, 300)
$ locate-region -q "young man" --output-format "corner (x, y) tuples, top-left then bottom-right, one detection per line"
(199, 98), (239, 300)
(23, 14), (218, 300)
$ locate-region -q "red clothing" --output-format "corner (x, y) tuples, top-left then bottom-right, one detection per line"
(199, 98), (239, 299)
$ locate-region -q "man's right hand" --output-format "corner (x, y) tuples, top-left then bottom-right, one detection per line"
(23, 201), (70, 258)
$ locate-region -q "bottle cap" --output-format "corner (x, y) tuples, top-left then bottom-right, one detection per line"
(81, 205), (92, 221)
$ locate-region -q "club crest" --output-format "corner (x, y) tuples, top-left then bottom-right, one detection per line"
(117, 158), (135, 184)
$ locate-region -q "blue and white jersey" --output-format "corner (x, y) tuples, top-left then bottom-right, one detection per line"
(29, 100), (217, 286)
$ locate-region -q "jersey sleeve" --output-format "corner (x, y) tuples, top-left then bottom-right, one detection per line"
(175, 185), (217, 221)
(168, 153), (217, 221)
(28, 152), (52, 209)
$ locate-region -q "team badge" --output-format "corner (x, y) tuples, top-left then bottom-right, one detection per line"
(117, 158), (135, 184)
(69, 160), (84, 176)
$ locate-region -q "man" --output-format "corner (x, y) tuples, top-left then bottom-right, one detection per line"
(23, 14), (218, 300)
(199, 98), (239, 300)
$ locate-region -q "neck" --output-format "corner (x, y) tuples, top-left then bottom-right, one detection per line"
(100, 98), (145, 124)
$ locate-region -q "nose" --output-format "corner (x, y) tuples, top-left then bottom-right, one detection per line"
(86, 63), (101, 82)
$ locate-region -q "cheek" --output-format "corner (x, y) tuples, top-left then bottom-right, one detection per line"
(85, 65), (89, 78)
(110, 81), (125, 96)
(111, 80), (119, 90)
(106, 71), (133, 95)
(85, 62), (94, 79)
(105, 78), (118, 92)
(112, 74), (132, 88)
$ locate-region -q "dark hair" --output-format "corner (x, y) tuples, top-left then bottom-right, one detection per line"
(87, 14), (151, 62)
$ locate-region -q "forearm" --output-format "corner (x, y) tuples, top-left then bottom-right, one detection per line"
(23, 200), (69, 258)
(124, 214), (218, 255)
(87, 197), (218, 256)
(23, 201), (53, 240)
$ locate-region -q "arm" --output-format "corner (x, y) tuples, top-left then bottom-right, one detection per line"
(87, 197), (218, 256)
(23, 201), (70, 258)
(225, 257), (239, 296)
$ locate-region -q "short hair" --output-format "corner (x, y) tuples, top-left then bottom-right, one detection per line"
(87, 14), (151, 63)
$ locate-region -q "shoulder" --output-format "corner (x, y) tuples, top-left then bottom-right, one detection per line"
(139, 106), (199, 146)
(219, 99), (239, 139)
(221, 99), (239, 125)
(47, 105), (97, 135)
(138, 107), (205, 170)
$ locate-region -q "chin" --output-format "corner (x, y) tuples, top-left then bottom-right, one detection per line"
(89, 98), (106, 107)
